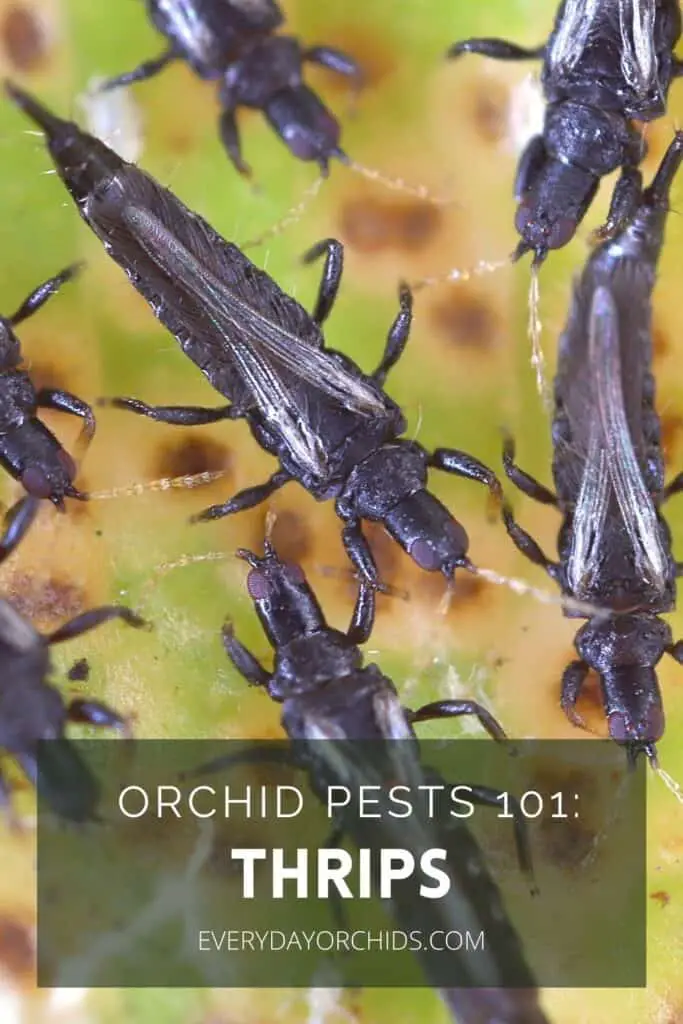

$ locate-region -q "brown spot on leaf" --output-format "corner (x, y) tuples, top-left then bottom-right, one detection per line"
(67, 657), (90, 682)
(653, 323), (670, 360)
(340, 195), (441, 254)
(431, 286), (499, 349)
(7, 574), (86, 629)
(267, 509), (313, 564)
(154, 434), (233, 483)
(650, 890), (671, 908)
(469, 78), (508, 144)
(0, 915), (34, 979)
(2, 5), (48, 73)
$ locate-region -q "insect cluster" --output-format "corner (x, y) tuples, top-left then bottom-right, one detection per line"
(1, 1), (682, 1022)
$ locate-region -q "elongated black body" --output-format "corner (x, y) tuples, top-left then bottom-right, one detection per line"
(98, 0), (361, 175)
(0, 497), (146, 819)
(0, 265), (94, 513)
(448, 0), (683, 263)
(187, 542), (548, 1024)
(501, 132), (683, 763)
(6, 84), (503, 593)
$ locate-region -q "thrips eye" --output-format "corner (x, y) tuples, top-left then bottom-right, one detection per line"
(246, 569), (271, 601)
(409, 538), (440, 571)
(21, 466), (53, 499)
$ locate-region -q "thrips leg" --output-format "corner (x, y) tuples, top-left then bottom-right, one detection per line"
(667, 641), (683, 664)
(502, 501), (560, 581)
(463, 783), (537, 892)
(335, 505), (381, 589)
(595, 166), (643, 240)
(99, 49), (177, 91)
(46, 606), (147, 645)
(346, 581), (376, 645)
(560, 660), (589, 729)
(407, 700), (507, 742)
(447, 38), (545, 61)
(372, 284), (413, 387)
(105, 396), (240, 426)
(662, 470), (683, 503)
(430, 447), (503, 506)
(301, 238), (344, 326)
(502, 432), (557, 505)
(0, 496), (39, 566)
(218, 106), (252, 179)
(303, 46), (363, 85)
(192, 468), (291, 523)
(222, 621), (272, 688)
(36, 388), (96, 450)
(67, 699), (128, 734)
(9, 263), (81, 326)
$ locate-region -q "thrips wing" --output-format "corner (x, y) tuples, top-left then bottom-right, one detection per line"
(618, 0), (660, 99)
(567, 434), (611, 595)
(121, 202), (390, 476)
(548, 0), (601, 74)
(590, 284), (668, 590)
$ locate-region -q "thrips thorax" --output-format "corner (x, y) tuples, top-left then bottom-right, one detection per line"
(6, 83), (504, 595)
(448, 0), (683, 264)
(501, 131), (683, 764)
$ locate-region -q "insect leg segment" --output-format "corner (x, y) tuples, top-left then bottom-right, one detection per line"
(105, 397), (241, 426)
(446, 38), (545, 62)
(217, 100), (252, 179)
(222, 621), (272, 688)
(66, 698), (129, 734)
(301, 238), (344, 326)
(346, 581), (376, 646)
(192, 468), (291, 524)
(372, 284), (413, 388)
(598, 166), (644, 239)
(457, 783), (537, 893)
(502, 433), (557, 506)
(46, 606), (148, 645)
(8, 263), (82, 327)
(98, 48), (178, 92)
(661, 471), (683, 503)
(560, 660), (589, 729)
(667, 641), (683, 664)
(501, 502), (561, 582)
(0, 495), (40, 565)
(36, 388), (96, 445)
(429, 448), (503, 507)
(335, 501), (381, 590)
(302, 46), (364, 89)
(407, 699), (508, 743)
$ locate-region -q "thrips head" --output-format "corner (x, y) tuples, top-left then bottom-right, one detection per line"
(237, 543), (326, 649)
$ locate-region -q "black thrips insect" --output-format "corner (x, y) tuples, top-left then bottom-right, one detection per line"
(0, 263), (94, 512)
(0, 496), (147, 819)
(448, 0), (683, 264)
(97, 0), (362, 175)
(6, 83), (503, 592)
(184, 541), (548, 1024)
(501, 131), (683, 765)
